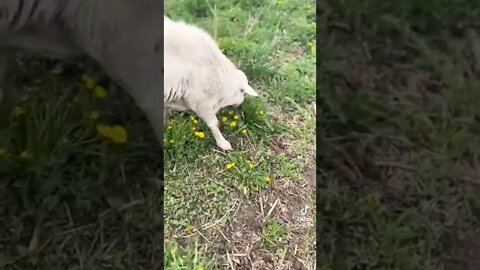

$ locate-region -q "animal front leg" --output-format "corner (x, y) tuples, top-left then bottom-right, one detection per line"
(195, 109), (232, 151)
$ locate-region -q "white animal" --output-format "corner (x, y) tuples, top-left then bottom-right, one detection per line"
(0, 0), (164, 145)
(164, 16), (259, 151)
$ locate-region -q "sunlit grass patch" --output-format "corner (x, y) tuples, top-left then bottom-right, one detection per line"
(163, 113), (212, 153)
(221, 152), (272, 194)
(163, 97), (277, 157)
(261, 218), (290, 252)
(164, 241), (216, 270)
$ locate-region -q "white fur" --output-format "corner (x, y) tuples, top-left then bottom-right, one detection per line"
(164, 16), (258, 151)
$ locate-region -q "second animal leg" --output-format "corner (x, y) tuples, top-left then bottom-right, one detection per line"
(194, 107), (232, 151)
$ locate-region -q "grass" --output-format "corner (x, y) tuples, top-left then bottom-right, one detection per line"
(164, 240), (217, 269)
(164, 0), (316, 269)
(0, 0), (315, 269)
(319, 0), (480, 269)
(0, 58), (163, 269)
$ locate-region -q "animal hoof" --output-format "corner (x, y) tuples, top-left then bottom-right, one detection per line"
(217, 140), (233, 151)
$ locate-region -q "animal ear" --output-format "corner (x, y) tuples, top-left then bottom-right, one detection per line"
(243, 84), (259, 97)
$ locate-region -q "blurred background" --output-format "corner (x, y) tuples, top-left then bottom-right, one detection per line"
(319, 0), (480, 269)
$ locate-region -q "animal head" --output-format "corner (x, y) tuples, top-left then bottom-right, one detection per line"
(221, 69), (259, 109)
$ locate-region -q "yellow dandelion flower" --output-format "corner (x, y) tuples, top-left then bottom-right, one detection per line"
(0, 148), (7, 156)
(194, 131), (205, 139)
(19, 150), (32, 160)
(192, 119), (199, 125)
(96, 125), (110, 136)
(222, 116), (228, 122)
(230, 121), (237, 128)
(241, 129), (247, 134)
(233, 115), (240, 120)
(93, 86), (107, 99)
(198, 267), (205, 270)
(266, 176), (271, 184)
(185, 225), (194, 232)
(258, 110), (264, 116)
(248, 162), (254, 170)
(229, 111), (234, 116)
(109, 126), (128, 143)
(96, 125), (128, 144)
(83, 75), (97, 89)
(89, 111), (100, 120)
(14, 106), (26, 117)
(226, 162), (236, 169)
(96, 125), (110, 139)
(308, 41), (316, 54)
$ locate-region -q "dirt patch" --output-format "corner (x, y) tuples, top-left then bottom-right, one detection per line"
(442, 230), (480, 270)
(221, 172), (316, 269)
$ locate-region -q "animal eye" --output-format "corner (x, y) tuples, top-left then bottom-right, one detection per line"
(240, 88), (244, 93)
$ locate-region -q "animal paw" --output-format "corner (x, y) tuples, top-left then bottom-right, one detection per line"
(217, 139), (233, 151)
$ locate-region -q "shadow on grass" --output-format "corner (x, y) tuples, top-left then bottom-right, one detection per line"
(318, 0), (480, 269)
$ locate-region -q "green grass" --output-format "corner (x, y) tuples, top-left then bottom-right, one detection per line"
(165, 0), (316, 269)
(0, 60), (163, 268)
(261, 218), (290, 252)
(164, 240), (216, 269)
(0, 0), (315, 269)
(319, 0), (480, 269)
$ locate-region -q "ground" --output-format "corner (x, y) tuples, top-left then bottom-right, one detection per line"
(319, 0), (480, 269)
(0, 0), (316, 269)
(164, 0), (316, 269)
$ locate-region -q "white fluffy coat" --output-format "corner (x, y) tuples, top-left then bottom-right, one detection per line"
(164, 16), (258, 151)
